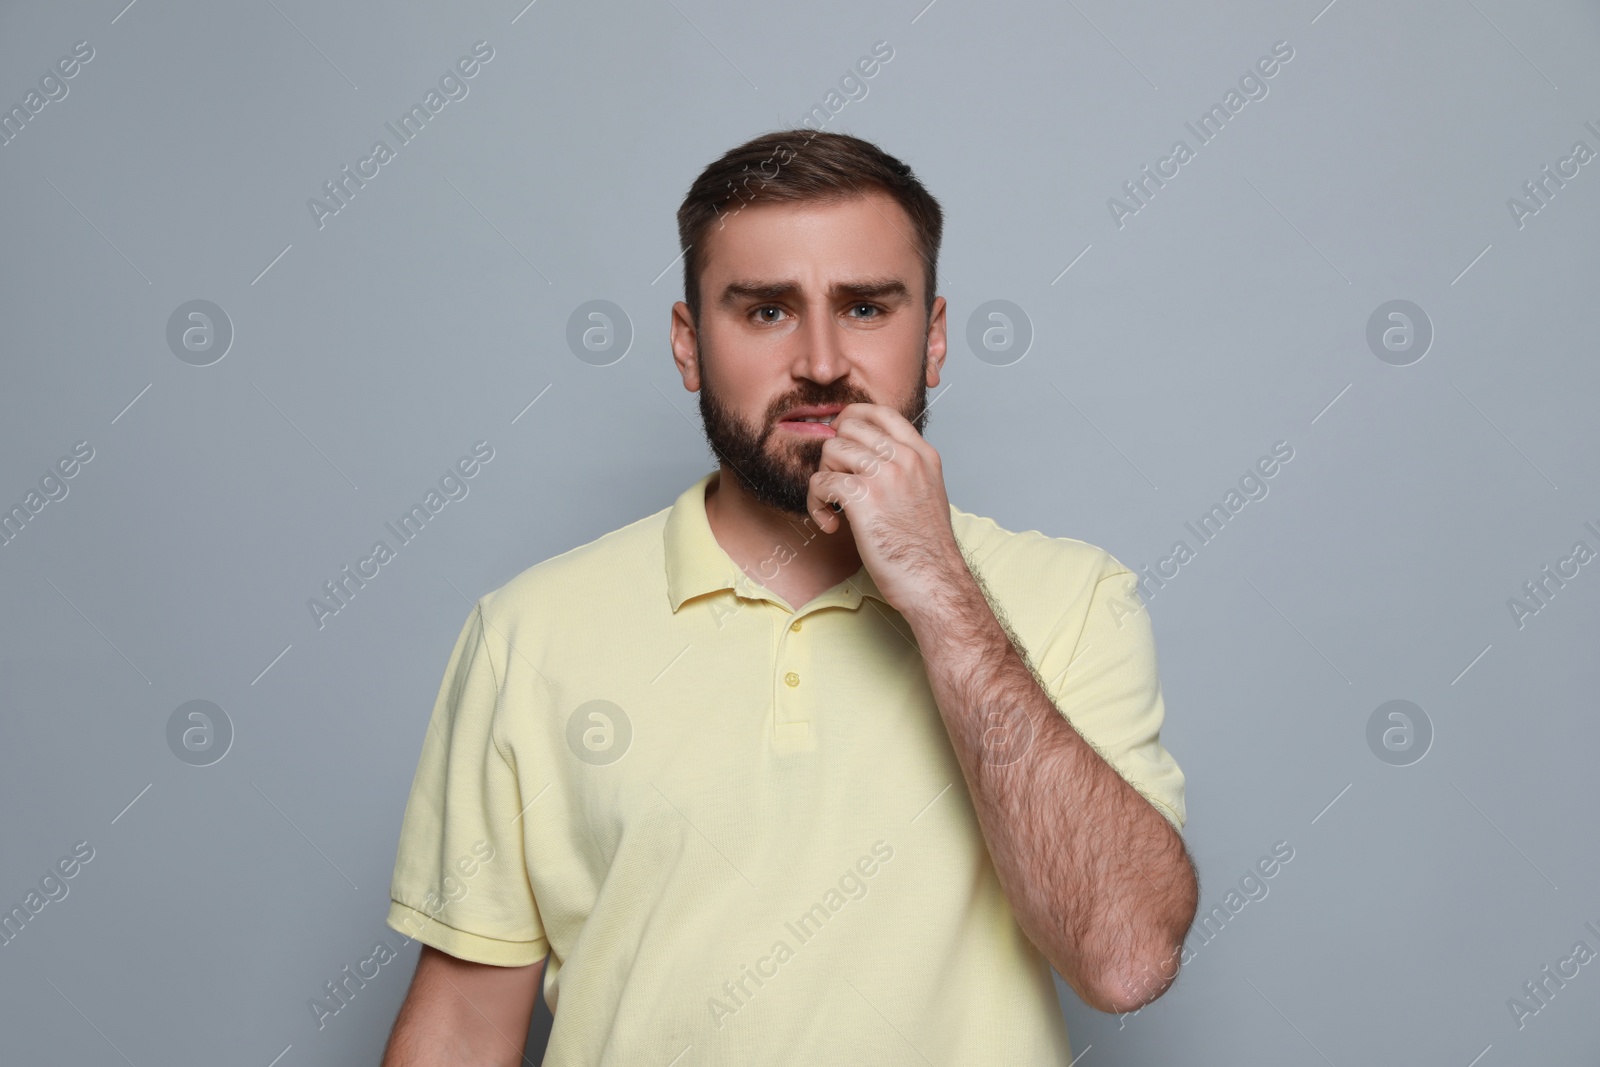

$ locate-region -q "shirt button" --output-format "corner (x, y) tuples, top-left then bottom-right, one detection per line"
(790, 619), (803, 632)
(784, 671), (800, 687)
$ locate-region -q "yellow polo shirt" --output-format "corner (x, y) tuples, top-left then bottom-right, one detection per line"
(386, 468), (1185, 1064)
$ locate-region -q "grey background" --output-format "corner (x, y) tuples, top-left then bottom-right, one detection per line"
(2, 0), (1597, 1063)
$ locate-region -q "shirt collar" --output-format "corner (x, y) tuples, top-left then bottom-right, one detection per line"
(663, 469), (891, 614)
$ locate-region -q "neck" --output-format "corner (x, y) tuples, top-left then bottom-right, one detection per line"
(703, 466), (864, 604)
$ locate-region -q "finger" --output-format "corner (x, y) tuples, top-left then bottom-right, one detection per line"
(805, 472), (844, 533)
(832, 402), (928, 456)
(805, 469), (870, 533)
(826, 417), (900, 466)
(816, 435), (889, 478)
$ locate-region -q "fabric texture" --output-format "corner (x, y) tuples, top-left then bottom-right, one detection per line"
(386, 468), (1185, 1065)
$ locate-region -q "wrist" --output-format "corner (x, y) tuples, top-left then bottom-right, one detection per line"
(903, 555), (990, 645)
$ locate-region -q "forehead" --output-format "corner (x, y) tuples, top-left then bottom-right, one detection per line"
(698, 191), (921, 291)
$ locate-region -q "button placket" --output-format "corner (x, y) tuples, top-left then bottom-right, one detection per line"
(771, 609), (814, 752)
(780, 611), (806, 696)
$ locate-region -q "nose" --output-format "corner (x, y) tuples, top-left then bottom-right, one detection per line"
(790, 307), (852, 386)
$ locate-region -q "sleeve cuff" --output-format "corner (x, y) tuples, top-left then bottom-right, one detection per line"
(1148, 795), (1184, 833)
(386, 900), (549, 967)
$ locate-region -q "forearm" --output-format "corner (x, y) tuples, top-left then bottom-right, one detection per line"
(903, 569), (1196, 1013)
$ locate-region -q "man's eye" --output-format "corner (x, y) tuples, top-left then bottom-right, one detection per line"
(850, 303), (882, 318)
(753, 306), (785, 323)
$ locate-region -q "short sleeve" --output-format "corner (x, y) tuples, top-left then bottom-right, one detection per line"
(385, 602), (550, 966)
(1034, 559), (1186, 833)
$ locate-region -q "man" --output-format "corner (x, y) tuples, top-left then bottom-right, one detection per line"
(381, 130), (1197, 1065)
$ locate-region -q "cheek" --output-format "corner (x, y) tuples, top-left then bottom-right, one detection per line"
(705, 344), (787, 410)
(704, 351), (764, 406)
(865, 335), (927, 395)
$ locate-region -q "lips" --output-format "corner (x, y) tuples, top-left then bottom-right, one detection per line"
(778, 420), (834, 436)
(776, 404), (842, 437)
(777, 404), (843, 424)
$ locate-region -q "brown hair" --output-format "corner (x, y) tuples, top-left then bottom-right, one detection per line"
(676, 130), (944, 328)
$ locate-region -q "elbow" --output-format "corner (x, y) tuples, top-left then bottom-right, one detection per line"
(1091, 975), (1167, 1016)
(1086, 943), (1185, 1015)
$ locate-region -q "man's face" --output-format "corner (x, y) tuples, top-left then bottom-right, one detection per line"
(671, 190), (947, 518)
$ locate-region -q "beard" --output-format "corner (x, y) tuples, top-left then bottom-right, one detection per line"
(696, 348), (930, 518)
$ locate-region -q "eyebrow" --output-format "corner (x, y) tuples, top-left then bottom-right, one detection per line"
(718, 277), (911, 307)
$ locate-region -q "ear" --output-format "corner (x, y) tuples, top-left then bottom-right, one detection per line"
(670, 301), (701, 392)
(924, 294), (948, 388)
